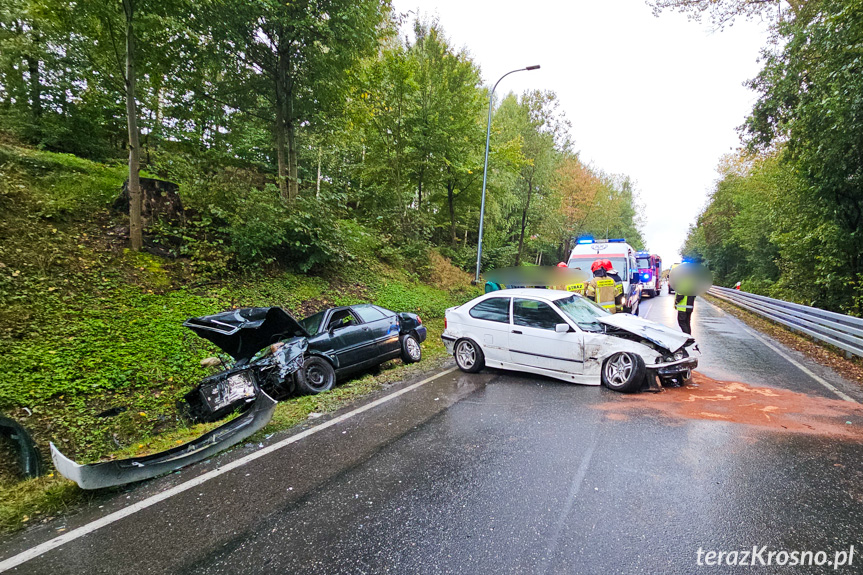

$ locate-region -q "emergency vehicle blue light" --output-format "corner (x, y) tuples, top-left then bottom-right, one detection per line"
(607, 239), (625, 243)
(577, 238), (594, 244)
(641, 273), (651, 281)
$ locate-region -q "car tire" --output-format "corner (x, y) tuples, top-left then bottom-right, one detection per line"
(400, 333), (422, 364)
(601, 352), (645, 393)
(454, 339), (484, 373)
(296, 356), (336, 394)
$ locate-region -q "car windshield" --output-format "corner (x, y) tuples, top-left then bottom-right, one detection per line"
(553, 294), (608, 332)
(568, 256), (627, 277)
(299, 310), (325, 336)
(636, 257), (651, 269)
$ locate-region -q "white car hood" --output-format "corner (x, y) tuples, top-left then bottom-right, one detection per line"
(598, 314), (694, 352)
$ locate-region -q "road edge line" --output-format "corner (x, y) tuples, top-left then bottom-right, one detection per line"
(702, 299), (857, 403)
(0, 366), (458, 573)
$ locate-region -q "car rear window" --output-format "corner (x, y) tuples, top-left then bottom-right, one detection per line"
(469, 297), (510, 323)
(372, 305), (395, 317)
(353, 304), (386, 322)
(513, 298), (564, 331)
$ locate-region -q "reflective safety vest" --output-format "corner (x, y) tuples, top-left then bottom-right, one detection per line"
(613, 281), (624, 312)
(594, 278), (617, 312)
(565, 282), (585, 294)
(675, 294), (695, 312)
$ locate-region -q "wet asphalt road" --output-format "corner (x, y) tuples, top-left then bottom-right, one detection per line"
(3, 289), (863, 574)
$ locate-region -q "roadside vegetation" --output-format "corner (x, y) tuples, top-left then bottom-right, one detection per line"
(0, 139), (473, 531)
(651, 0), (863, 316)
(0, 2), (648, 530)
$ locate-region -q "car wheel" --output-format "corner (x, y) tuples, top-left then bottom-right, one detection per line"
(296, 356), (336, 394)
(400, 333), (422, 364)
(601, 352), (645, 393)
(454, 339), (484, 373)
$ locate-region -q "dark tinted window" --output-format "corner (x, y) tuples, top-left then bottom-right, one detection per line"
(469, 297), (510, 323)
(353, 304), (386, 322)
(513, 298), (564, 330)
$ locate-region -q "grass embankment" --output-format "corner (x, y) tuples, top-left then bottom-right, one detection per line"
(0, 142), (479, 533)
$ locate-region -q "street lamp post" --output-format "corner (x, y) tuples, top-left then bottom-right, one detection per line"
(474, 65), (541, 284)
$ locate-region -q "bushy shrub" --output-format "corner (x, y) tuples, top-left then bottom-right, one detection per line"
(427, 249), (472, 291)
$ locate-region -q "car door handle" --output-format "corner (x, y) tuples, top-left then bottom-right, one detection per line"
(511, 330), (522, 335)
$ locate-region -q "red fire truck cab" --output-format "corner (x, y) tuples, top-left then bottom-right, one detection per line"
(635, 252), (662, 298)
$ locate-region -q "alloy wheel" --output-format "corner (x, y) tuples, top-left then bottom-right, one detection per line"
(456, 341), (476, 369)
(604, 353), (634, 386)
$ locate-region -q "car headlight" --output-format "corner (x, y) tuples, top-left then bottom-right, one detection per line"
(673, 351), (685, 361)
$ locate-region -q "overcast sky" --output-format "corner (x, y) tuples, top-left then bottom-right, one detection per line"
(391, 0), (773, 266)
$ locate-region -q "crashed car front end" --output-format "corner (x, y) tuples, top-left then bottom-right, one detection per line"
(596, 313), (699, 387)
(52, 307), (311, 489)
(184, 338), (308, 422)
(648, 346), (698, 384)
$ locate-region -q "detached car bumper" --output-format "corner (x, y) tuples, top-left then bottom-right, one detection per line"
(51, 389), (277, 490)
(414, 325), (428, 343)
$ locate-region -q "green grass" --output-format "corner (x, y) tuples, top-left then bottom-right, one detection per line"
(0, 140), (477, 533)
(0, 318), (452, 533)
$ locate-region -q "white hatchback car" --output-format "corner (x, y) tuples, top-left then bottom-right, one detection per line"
(442, 289), (698, 392)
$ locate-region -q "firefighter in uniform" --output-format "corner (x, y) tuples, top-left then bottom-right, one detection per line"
(585, 260), (618, 313)
(605, 264), (626, 313)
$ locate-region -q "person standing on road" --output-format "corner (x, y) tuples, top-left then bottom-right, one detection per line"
(670, 269), (699, 335)
(674, 292), (696, 334)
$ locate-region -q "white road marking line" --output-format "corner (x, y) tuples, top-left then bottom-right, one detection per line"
(0, 366), (459, 573)
(538, 432), (597, 575)
(702, 299), (857, 403)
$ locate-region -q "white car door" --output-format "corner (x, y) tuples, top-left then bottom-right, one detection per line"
(508, 297), (584, 374)
(464, 296), (512, 362)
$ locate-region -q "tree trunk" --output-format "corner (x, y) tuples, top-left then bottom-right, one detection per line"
(123, 0), (143, 251)
(274, 41), (289, 202)
(287, 112), (298, 200)
(417, 166), (424, 208)
(447, 184), (457, 246)
(26, 54), (41, 123)
(515, 181), (533, 266)
(316, 146), (322, 198)
(283, 43), (298, 201)
(274, 90), (288, 201)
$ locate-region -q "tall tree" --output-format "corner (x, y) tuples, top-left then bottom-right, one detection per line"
(743, 0), (863, 309)
(204, 0), (390, 201)
(494, 91), (570, 265)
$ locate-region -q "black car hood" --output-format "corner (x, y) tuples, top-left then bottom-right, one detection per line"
(184, 307), (309, 361)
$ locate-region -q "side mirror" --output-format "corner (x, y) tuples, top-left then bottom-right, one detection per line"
(555, 323), (570, 333)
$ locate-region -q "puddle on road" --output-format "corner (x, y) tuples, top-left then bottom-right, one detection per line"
(595, 372), (863, 438)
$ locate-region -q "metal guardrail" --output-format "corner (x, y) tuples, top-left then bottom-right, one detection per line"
(706, 286), (863, 358)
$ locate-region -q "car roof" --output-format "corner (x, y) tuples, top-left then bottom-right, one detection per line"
(482, 288), (575, 300)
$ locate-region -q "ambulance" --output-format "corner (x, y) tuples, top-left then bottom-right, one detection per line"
(567, 238), (642, 314)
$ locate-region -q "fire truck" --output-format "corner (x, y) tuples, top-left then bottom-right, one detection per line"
(635, 252), (662, 297)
